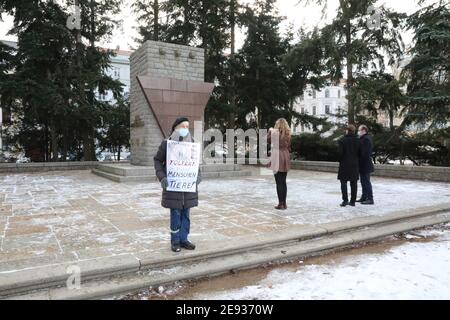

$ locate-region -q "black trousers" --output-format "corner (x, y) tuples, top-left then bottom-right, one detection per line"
(340, 180), (357, 203)
(360, 173), (373, 201)
(274, 172), (288, 204)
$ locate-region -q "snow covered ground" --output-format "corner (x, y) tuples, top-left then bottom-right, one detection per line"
(186, 225), (450, 300)
(1, 169), (449, 276)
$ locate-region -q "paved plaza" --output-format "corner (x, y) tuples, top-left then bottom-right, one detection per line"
(0, 168), (450, 275)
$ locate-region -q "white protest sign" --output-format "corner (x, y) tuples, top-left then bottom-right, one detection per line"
(166, 140), (201, 193)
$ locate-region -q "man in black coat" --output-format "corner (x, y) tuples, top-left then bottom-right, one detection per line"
(357, 125), (375, 205)
(154, 117), (202, 253)
(338, 124), (361, 207)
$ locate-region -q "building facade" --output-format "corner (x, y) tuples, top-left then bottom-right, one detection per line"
(292, 81), (348, 134)
(98, 48), (132, 103)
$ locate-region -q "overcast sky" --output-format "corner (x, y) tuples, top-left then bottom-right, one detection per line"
(0, 0), (434, 51)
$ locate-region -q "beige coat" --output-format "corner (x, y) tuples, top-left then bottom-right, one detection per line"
(268, 130), (291, 173)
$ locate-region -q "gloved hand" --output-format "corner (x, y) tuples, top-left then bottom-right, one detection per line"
(160, 177), (169, 190)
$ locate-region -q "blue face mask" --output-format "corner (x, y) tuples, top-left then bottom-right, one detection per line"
(178, 128), (189, 137)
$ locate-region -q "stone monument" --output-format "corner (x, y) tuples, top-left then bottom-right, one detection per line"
(93, 41), (249, 182)
(130, 41), (214, 166)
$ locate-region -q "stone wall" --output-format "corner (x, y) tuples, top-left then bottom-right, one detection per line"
(130, 41), (206, 166)
(0, 161), (129, 174)
(290, 160), (450, 182)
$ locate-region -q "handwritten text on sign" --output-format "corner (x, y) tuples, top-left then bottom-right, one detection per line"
(166, 140), (201, 193)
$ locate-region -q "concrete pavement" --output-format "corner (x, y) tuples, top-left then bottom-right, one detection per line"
(1, 168), (450, 298)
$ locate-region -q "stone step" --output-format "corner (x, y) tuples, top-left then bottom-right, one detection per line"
(92, 163), (252, 183)
(97, 163), (242, 175)
(4, 210), (449, 300)
(201, 170), (253, 179)
(98, 164), (154, 177)
(92, 168), (253, 183)
(201, 164), (242, 172)
(92, 169), (157, 183)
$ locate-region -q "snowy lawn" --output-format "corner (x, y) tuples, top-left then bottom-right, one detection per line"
(190, 225), (450, 300)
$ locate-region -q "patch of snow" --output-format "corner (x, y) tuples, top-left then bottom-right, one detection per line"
(96, 235), (117, 244)
(194, 230), (450, 300)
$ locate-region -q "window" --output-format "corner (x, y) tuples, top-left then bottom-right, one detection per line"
(312, 90), (316, 99)
(113, 68), (120, 78)
(325, 105), (330, 114)
(301, 107), (305, 114)
(301, 124), (305, 132)
(338, 90), (341, 98)
(337, 106), (341, 114)
(325, 89), (330, 98)
(312, 106), (317, 116)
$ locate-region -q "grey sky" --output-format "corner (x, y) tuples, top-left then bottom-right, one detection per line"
(0, 0), (434, 52)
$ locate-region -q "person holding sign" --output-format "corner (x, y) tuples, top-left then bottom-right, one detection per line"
(154, 117), (202, 253)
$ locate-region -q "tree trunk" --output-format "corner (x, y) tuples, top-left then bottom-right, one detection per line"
(447, 144), (450, 167)
(389, 109), (394, 131)
(62, 128), (68, 162)
(44, 123), (49, 162)
(153, 0), (159, 41)
(342, 0), (354, 124)
(345, 23), (354, 124)
(83, 0), (97, 161)
(50, 122), (58, 162)
(118, 145), (121, 162)
(229, 0), (236, 129)
(74, 0), (95, 161)
(182, 2), (190, 44)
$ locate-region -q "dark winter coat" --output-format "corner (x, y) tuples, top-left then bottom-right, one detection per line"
(153, 134), (201, 209)
(359, 134), (375, 174)
(337, 134), (361, 181)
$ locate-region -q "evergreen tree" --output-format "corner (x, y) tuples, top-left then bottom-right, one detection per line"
(283, 28), (328, 131)
(234, 0), (290, 130)
(0, 0), (77, 161)
(0, 0), (125, 161)
(402, 1), (450, 127)
(301, 0), (406, 124)
(70, 0), (124, 161)
(352, 71), (406, 131)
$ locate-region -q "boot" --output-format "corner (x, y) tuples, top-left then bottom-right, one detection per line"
(275, 203), (284, 210)
(361, 199), (374, 205)
(171, 242), (181, 253)
(340, 201), (349, 207)
(181, 241), (196, 250)
(283, 202), (288, 210)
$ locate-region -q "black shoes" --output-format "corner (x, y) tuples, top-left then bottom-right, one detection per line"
(171, 243), (181, 253)
(361, 199), (375, 205)
(349, 202), (356, 207)
(356, 198), (366, 203)
(341, 201), (355, 207)
(181, 241), (196, 250)
(275, 203), (287, 210)
(172, 241), (196, 252)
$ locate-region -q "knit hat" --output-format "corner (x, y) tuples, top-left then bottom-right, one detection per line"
(171, 117), (189, 133)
